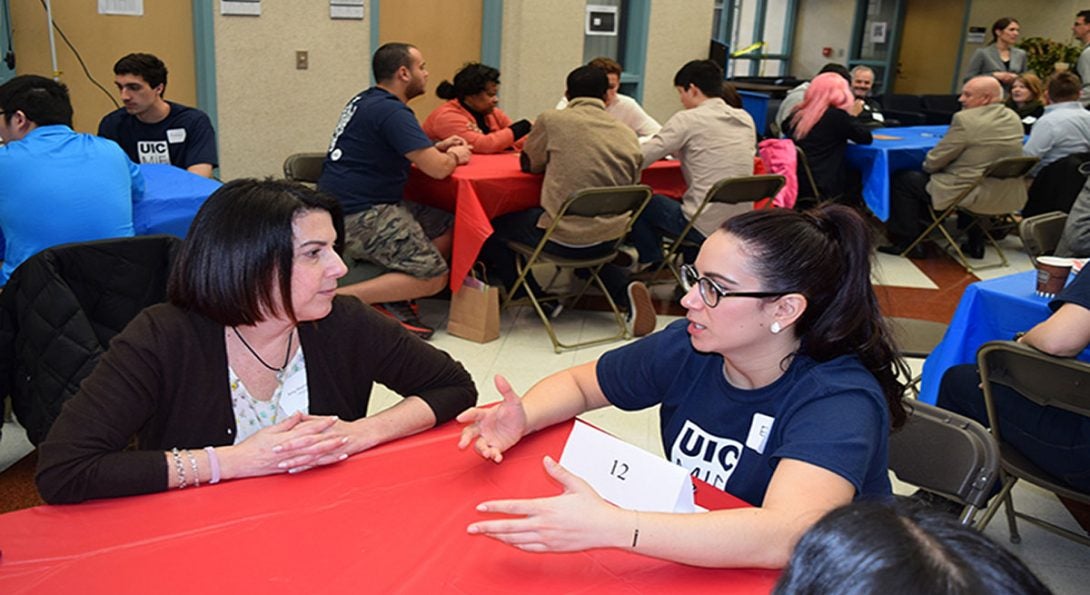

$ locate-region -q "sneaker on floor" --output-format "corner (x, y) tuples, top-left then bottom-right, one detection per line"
(375, 300), (434, 339)
(625, 281), (656, 338)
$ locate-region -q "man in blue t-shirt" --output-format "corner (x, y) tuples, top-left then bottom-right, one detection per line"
(98, 53), (217, 178)
(0, 75), (141, 285)
(318, 42), (472, 339)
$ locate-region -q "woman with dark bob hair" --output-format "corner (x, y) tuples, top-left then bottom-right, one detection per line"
(36, 179), (477, 504)
(422, 62), (531, 153)
(964, 17), (1026, 87)
(774, 500), (1050, 594)
(457, 203), (907, 568)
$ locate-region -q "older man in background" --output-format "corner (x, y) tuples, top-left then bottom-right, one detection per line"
(850, 65), (885, 126)
(882, 76), (1024, 258)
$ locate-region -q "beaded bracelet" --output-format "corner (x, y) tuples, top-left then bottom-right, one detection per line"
(170, 447), (187, 490)
(204, 446), (221, 484)
(184, 449), (201, 488)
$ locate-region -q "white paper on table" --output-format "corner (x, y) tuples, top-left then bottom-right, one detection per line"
(559, 420), (696, 513)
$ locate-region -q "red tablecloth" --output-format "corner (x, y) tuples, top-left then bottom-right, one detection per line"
(0, 420), (779, 594)
(404, 153), (687, 292)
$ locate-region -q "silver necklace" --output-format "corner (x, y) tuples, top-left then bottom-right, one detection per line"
(233, 327), (295, 383)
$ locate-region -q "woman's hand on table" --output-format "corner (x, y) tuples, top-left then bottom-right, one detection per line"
(219, 412), (350, 479)
(467, 456), (629, 552)
(457, 374), (528, 463)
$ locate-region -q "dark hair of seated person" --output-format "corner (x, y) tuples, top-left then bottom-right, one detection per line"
(773, 499), (1052, 595)
(565, 64), (609, 101)
(673, 59), (726, 99)
(0, 74), (73, 127)
(1048, 71), (1082, 104)
(167, 178), (344, 327)
(435, 62), (501, 102)
(113, 52), (169, 91)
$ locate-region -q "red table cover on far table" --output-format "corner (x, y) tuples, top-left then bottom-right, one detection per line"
(0, 420), (779, 594)
(404, 153), (688, 292)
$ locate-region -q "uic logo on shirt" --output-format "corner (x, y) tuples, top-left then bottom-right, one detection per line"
(670, 419), (743, 490)
(137, 140), (171, 165)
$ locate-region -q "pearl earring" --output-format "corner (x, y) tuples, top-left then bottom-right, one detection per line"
(770, 321), (782, 334)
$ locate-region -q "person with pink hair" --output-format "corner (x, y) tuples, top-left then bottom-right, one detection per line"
(783, 72), (872, 204)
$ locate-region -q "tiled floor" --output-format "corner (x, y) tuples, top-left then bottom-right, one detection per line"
(1, 235), (1086, 593)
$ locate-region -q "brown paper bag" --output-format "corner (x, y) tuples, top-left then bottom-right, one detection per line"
(447, 269), (500, 343)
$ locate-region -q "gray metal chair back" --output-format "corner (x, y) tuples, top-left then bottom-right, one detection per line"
(889, 398), (1000, 525)
(562, 185), (654, 219)
(1018, 211), (1068, 259)
(283, 152), (326, 184)
(647, 174), (785, 287)
(975, 340), (1090, 546)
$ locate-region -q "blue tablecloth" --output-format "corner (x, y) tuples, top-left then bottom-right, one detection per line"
(0, 164), (219, 261)
(919, 270), (1090, 403)
(133, 163), (222, 237)
(845, 125), (947, 221)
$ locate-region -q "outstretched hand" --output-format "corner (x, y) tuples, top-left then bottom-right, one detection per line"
(467, 456), (626, 552)
(456, 374), (528, 463)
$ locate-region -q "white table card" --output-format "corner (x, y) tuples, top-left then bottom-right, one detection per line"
(559, 420), (696, 513)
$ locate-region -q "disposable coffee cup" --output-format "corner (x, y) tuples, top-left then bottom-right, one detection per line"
(1035, 256), (1072, 298)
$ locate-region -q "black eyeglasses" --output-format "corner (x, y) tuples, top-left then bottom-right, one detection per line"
(679, 264), (789, 308)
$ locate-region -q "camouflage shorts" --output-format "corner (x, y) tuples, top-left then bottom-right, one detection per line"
(343, 201), (452, 278)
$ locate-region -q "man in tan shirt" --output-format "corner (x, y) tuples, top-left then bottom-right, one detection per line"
(882, 76), (1025, 258)
(478, 65), (655, 336)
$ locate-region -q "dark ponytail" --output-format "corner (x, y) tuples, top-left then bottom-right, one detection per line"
(434, 62), (501, 100)
(435, 80), (457, 100)
(722, 204), (908, 429)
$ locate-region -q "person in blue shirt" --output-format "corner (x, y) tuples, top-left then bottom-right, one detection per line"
(318, 43), (473, 339)
(98, 53), (218, 178)
(0, 75), (142, 285)
(456, 204), (908, 568)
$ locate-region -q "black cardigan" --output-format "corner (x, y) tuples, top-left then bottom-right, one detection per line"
(36, 297), (477, 503)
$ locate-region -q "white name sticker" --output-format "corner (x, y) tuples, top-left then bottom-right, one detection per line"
(278, 366), (309, 416)
(560, 420), (695, 513)
(166, 128), (187, 143)
(745, 413), (775, 455)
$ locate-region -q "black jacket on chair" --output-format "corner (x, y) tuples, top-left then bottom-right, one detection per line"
(1024, 152), (1090, 217)
(0, 235), (181, 445)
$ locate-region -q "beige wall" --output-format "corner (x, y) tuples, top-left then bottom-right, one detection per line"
(498, 0), (714, 124)
(10, 1), (196, 133)
(956, 1), (1086, 83)
(214, 1), (370, 179)
(643, 1), (715, 124)
(791, 0), (855, 78)
(498, 0), (585, 121)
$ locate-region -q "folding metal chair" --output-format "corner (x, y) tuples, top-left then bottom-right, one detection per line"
(283, 152), (326, 185)
(503, 185), (653, 353)
(889, 398), (1000, 526)
(649, 174), (785, 286)
(898, 156), (1038, 272)
(795, 145), (822, 202)
(975, 340), (1090, 547)
(1018, 211), (1068, 259)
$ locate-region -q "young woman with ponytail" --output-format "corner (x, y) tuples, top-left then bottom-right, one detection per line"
(456, 203), (908, 569)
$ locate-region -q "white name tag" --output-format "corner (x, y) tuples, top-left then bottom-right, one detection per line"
(167, 128), (187, 143)
(278, 366), (309, 416)
(560, 420), (696, 513)
(745, 413), (775, 455)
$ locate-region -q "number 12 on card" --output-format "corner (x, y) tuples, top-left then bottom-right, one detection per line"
(560, 420), (696, 513)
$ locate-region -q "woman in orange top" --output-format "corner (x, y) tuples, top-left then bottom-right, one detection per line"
(423, 63), (531, 154)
